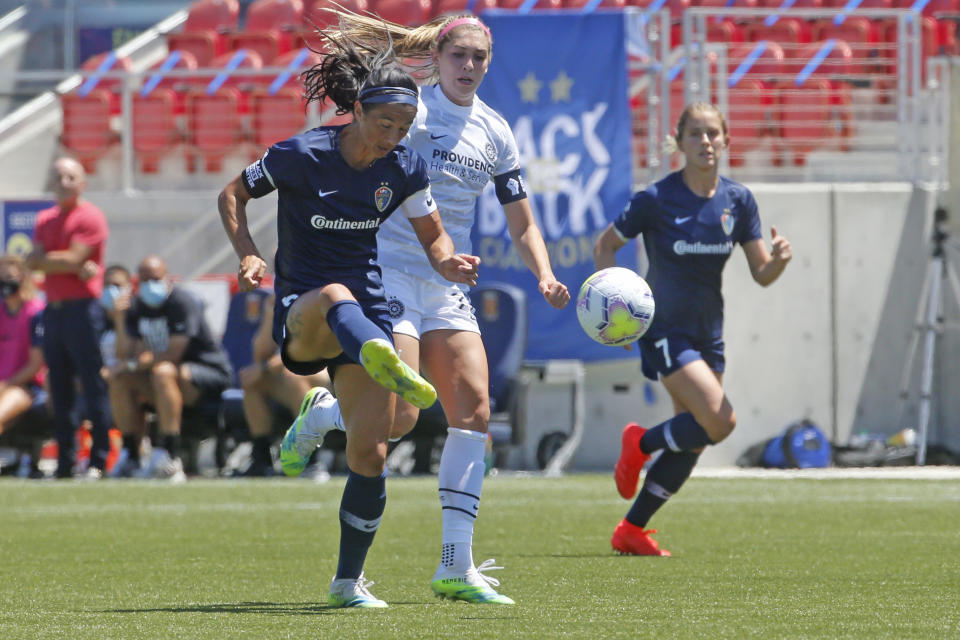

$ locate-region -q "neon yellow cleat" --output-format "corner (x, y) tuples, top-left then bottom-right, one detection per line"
(359, 338), (437, 409)
(431, 559), (516, 605)
(280, 387), (338, 477)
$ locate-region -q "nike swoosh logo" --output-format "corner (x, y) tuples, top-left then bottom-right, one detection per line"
(363, 523), (378, 531)
(281, 294), (298, 308)
(675, 216), (692, 224)
(430, 133), (446, 140)
(318, 189), (338, 198)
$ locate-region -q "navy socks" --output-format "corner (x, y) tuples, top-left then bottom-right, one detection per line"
(640, 412), (714, 454)
(625, 450), (701, 528)
(336, 468), (387, 580)
(326, 300), (387, 363)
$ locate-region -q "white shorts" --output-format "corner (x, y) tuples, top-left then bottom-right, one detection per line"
(382, 266), (480, 339)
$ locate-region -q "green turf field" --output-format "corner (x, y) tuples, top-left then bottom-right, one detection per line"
(1, 474), (957, 639)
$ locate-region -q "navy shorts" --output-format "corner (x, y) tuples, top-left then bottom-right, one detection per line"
(638, 333), (725, 382)
(273, 291), (394, 378)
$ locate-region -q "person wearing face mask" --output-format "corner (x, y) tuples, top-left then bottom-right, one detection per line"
(26, 156), (111, 480)
(0, 254), (47, 473)
(108, 254), (233, 481)
(99, 264), (133, 373)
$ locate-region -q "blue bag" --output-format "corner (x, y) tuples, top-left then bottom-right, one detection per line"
(762, 420), (832, 469)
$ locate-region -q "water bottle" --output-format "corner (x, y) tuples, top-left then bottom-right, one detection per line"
(16, 453), (31, 478)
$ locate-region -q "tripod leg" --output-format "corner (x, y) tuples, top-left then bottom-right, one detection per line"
(916, 255), (944, 466)
(897, 258), (935, 428)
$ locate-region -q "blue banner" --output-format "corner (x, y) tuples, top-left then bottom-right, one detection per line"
(2, 200), (52, 257)
(472, 11), (635, 361)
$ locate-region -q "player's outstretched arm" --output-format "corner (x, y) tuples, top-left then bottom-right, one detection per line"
(593, 223), (628, 271)
(743, 225), (792, 287)
(218, 175), (267, 291)
(503, 199), (569, 309)
(408, 212), (479, 286)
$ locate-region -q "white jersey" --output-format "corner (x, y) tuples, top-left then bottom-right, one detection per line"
(377, 83), (527, 284)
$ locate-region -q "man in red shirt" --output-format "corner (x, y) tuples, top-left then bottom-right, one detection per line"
(26, 156), (111, 479)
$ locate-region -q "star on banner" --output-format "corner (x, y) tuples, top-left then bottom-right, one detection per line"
(550, 71), (574, 102)
(518, 72), (542, 104)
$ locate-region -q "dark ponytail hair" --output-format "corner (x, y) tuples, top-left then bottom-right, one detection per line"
(302, 33), (418, 115)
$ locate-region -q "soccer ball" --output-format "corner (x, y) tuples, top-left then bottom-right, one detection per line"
(576, 267), (655, 346)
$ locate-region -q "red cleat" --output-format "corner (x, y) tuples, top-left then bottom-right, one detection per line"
(614, 423), (650, 499)
(611, 519), (671, 557)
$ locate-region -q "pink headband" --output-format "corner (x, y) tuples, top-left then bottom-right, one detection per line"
(438, 17), (491, 42)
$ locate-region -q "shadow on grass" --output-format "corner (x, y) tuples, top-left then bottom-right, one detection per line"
(102, 601), (522, 619)
(102, 601), (423, 615)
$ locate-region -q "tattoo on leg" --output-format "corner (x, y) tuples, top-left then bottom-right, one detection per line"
(287, 307), (304, 341)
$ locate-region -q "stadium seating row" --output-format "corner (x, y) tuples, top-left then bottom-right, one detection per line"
(59, 0), (960, 172)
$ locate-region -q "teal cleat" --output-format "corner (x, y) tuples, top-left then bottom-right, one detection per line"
(431, 559), (516, 605)
(359, 338), (437, 409)
(280, 387), (338, 477)
(328, 574), (388, 609)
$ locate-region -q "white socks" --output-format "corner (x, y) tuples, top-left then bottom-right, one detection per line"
(437, 427), (487, 572)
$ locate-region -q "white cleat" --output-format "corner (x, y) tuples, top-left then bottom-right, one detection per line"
(328, 573), (388, 609)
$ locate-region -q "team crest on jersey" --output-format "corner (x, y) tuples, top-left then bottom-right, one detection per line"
(387, 296), (405, 319)
(484, 142), (497, 163)
(721, 208), (735, 236)
(374, 184), (393, 212)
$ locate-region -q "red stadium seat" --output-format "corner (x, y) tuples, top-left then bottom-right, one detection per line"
(564, 0), (628, 8)
(77, 53), (133, 115)
(729, 40), (785, 83)
(822, 0), (891, 7)
(691, 0), (758, 7)
(186, 0), (241, 30)
(60, 89), (115, 174)
(757, 0), (822, 7)
(746, 18), (813, 48)
(369, 0), (433, 25)
(227, 0), (304, 63)
(262, 47), (321, 92)
(435, 0), (498, 13)
(497, 0), (564, 9)
(727, 78), (775, 163)
(166, 31), (220, 67)
(133, 88), (180, 173)
(777, 78), (830, 164)
(777, 77), (852, 164)
(812, 17), (877, 63)
(892, 0), (958, 16)
(166, 0), (241, 66)
(187, 86), (244, 172)
(789, 38), (853, 80)
(302, 0), (370, 30)
(938, 18), (959, 55)
(250, 86), (308, 150)
(707, 19), (745, 44)
(140, 50), (199, 115)
(879, 15), (947, 62)
(196, 49), (265, 109)
(628, 0), (690, 20)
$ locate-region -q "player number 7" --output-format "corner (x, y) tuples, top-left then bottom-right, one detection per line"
(655, 337), (671, 369)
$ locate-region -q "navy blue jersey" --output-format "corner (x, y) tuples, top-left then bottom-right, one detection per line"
(241, 125), (435, 306)
(614, 171), (762, 342)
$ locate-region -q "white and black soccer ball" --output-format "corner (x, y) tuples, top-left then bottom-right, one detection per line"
(576, 267), (655, 346)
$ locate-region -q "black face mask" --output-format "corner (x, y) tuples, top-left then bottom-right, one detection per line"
(0, 279), (20, 298)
